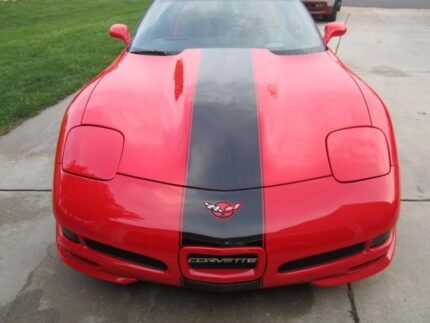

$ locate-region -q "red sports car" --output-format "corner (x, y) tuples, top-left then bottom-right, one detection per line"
(53, 0), (400, 292)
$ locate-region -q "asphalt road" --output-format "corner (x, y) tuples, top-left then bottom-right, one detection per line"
(345, 0), (430, 9)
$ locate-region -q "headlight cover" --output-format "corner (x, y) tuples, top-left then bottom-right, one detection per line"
(62, 126), (124, 181)
(327, 127), (390, 183)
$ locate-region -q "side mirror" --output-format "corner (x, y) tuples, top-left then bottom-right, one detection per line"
(323, 22), (347, 44)
(109, 24), (131, 46)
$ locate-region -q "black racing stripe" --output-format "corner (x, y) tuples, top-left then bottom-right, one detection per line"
(182, 188), (263, 247)
(182, 49), (263, 247)
(186, 49), (262, 190)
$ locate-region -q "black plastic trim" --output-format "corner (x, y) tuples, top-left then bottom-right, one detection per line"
(183, 279), (261, 293)
(84, 238), (167, 271)
(62, 227), (80, 243)
(371, 231), (391, 248)
(182, 232), (262, 248)
(279, 242), (365, 273)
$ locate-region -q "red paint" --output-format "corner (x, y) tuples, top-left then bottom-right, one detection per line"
(54, 80), (98, 166)
(54, 169), (184, 286)
(252, 50), (371, 187)
(251, 48), (399, 288)
(323, 22), (347, 44)
(109, 24), (131, 46)
(343, 66), (400, 166)
(261, 169), (399, 287)
(327, 127), (391, 183)
(62, 126), (124, 181)
(82, 50), (201, 186)
(55, 50), (128, 165)
(53, 32), (400, 288)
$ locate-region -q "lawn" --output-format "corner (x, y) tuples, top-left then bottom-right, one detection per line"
(0, 0), (151, 135)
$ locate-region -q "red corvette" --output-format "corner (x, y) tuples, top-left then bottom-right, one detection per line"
(53, 0), (400, 292)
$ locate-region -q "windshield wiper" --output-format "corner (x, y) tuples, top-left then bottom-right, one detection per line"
(131, 49), (179, 56)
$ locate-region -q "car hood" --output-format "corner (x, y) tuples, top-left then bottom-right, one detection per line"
(82, 48), (370, 190)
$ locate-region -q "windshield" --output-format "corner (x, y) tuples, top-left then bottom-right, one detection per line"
(130, 0), (325, 55)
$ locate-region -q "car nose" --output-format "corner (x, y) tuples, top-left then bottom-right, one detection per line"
(179, 246), (266, 284)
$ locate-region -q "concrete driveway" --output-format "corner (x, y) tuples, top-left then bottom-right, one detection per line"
(1, 7), (429, 323)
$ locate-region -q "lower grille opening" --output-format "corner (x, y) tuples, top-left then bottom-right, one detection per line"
(62, 227), (80, 243)
(184, 279), (261, 292)
(371, 231), (391, 248)
(84, 238), (167, 271)
(279, 242), (365, 273)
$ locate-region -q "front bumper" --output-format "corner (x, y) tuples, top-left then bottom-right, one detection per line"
(57, 224), (396, 290)
(54, 166), (400, 290)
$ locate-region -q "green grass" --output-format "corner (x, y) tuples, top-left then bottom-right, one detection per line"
(0, 0), (152, 135)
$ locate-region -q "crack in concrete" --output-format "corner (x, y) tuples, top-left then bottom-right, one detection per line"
(335, 13), (352, 54)
(0, 245), (54, 320)
(401, 198), (430, 202)
(347, 283), (360, 323)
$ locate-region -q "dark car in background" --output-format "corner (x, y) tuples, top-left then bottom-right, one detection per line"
(303, 0), (342, 21)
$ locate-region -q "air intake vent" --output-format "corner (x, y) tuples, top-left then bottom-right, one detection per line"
(279, 242), (365, 273)
(62, 227), (80, 243)
(371, 231), (391, 248)
(85, 239), (167, 271)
